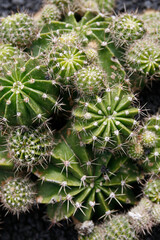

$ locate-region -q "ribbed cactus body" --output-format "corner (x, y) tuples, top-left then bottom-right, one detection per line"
(0, 58), (59, 126)
(144, 178), (160, 203)
(7, 126), (54, 170)
(110, 14), (145, 46)
(35, 126), (140, 222)
(0, 13), (38, 48)
(74, 65), (106, 95)
(0, 177), (36, 215)
(126, 38), (160, 76)
(73, 84), (139, 150)
(42, 4), (61, 23)
(105, 215), (138, 240)
(140, 115), (160, 174)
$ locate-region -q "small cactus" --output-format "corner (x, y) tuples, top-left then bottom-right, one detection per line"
(0, 177), (36, 215)
(126, 37), (160, 76)
(7, 125), (54, 170)
(73, 84), (139, 150)
(144, 178), (160, 203)
(127, 139), (144, 160)
(74, 65), (106, 96)
(0, 13), (38, 48)
(75, 220), (94, 237)
(41, 4), (61, 23)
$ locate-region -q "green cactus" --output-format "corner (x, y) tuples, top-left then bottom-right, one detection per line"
(0, 13), (38, 48)
(0, 44), (25, 71)
(0, 57), (60, 126)
(126, 37), (160, 76)
(7, 125), (54, 171)
(128, 197), (154, 234)
(151, 203), (160, 224)
(141, 11), (160, 37)
(110, 13), (146, 46)
(127, 139), (144, 160)
(96, 0), (115, 13)
(75, 220), (95, 237)
(73, 84), (139, 150)
(79, 223), (106, 240)
(74, 65), (106, 96)
(34, 126), (140, 222)
(41, 4), (61, 23)
(144, 178), (160, 203)
(139, 115), (160, 175)
(0, 177), (36, 215)
(104, 215), (138, 240)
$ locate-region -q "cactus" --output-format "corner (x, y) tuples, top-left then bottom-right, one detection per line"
(0, 177), (36, 215)
(0, 44), (25, 71)
(74, 65), (106, 96)
(0, 57), (60, 126)
(41, 4), (61, 23)
(79, 223), (106, 240)
(128, 198), (154, 234)
(7, 125), (54, 171)
(139, 115), (160, 175)
(75, 220), (94, 236)
(127, 139), (144, 160)
(126, 37), (160, 76)
(141, 11), (160, 37)
(110, 13), (146, 46)
(34, 126), (140, 222)
(0, 13), (38, 48)
(73, 84), (139, 150)
(143, 178), (160, 203)
(151, 203), (160, 224)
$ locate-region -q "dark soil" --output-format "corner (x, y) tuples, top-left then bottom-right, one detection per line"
(0, 0), (160, 240)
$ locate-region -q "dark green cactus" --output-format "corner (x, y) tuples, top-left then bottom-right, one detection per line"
(0, 13), (38, 48)
(0, 57), (60, 126)
(73, 84), (139, 150)
(144, 178), (160, 203)
(41, 4), (61, 23)
(34, 126), (140, 222)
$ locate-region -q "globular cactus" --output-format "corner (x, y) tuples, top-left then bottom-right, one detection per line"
(48, 45), (87, 85)
(0, 57), (60, 126)
(151, 203), (160, 224)
(104, 215), (138, 240)
(143, 178), (160, 203)
(0, 177), (36, 215)
(7, 125), (54, 171)
(41, 4), (61, 23)
(110, 13), (146, 46)
(74, 65), (106, 96)
(96, 0), (115, 13)
(128, 197), (154, 234)
(127, 139), (144, 160)
(126, 37), (160, 76)
(35, 126), (140, 222)
(0, 44), (24, 71)
(141, 11), (160, 37)
(139, 115), (160, 175)
(0, 13), (38, 48)
(73, 84), (139, 150)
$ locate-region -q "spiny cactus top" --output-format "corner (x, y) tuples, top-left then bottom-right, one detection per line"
(0, 177), (36, 215)
(0, 57), (60, 126)
(126, 37), (160, 76)
(73, 84), (139, 150)
(41, 4), (61, 23)
(110, 14), (146, 46)
(0, 44), (23, 71)
(74, 65), (106, 95)
(141, 11), (160, 37)
(7, 125), (54, 171)
(144, 178), (160, 203)
(0, 13), (38, 48)
(35, 127), (140, 222)
(140, 115), (160, 174)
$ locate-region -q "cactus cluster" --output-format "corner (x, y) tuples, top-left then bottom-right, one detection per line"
(1, 2), (160, 240)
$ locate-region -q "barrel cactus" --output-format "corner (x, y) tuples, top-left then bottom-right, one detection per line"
(0, 57), (60, 126)
(34, 126), (140, 222)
